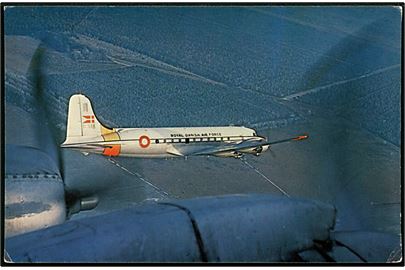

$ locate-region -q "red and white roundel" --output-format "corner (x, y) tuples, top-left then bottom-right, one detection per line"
(139, 135), (151, 148)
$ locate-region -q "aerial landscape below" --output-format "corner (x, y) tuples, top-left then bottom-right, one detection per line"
(3, 5), (402, 263)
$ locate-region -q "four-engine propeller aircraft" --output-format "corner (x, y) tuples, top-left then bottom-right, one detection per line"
(61, 94), (308, 158)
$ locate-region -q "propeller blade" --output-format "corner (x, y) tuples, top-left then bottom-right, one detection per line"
(29, 45), (65, 179)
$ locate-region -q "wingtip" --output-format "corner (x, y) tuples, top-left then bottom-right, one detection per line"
(294, 134), (309, 141)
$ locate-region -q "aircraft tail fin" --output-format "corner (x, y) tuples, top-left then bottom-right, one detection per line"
(62, 94), (114, 144)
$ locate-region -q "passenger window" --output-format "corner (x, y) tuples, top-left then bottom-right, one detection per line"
(185, 138), (190, 144)
(155, 139), (159, 144)
(227, 137), (230, 141)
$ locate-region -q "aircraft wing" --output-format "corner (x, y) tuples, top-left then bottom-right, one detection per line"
(167, 135), (309, 157)
(61, 143), (114, 151)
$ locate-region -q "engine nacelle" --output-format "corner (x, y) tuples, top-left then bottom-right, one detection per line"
(214, 151), (243, 158)
(261, 145), (270, 153)
(240, 145), (270, 156)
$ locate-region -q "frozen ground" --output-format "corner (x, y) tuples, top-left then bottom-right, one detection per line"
(4, 6), (402, 236)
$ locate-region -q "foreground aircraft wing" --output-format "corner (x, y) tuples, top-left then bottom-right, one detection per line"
(168, 135), (309, 157)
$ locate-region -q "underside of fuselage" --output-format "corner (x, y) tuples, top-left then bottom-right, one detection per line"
(63, 135), (268, 159)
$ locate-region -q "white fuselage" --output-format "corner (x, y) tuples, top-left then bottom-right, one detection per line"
(61, 94), (275, 159)
(64, 126), (266, 158)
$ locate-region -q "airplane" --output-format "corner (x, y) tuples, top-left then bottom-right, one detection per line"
(61, 94), (309, 158)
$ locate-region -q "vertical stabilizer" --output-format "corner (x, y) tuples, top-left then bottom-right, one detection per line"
(62, 94), (113, 144)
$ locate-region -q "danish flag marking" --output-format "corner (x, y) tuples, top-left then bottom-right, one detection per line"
(83, 115), (95, 123)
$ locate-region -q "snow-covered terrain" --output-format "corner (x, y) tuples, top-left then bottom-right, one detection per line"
(5, 6), (402, 238)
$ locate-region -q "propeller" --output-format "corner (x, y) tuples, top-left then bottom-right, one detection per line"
(29, 45), (65, 179)
(29, 44), (98, 218)
(268, 146), (276, 159)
